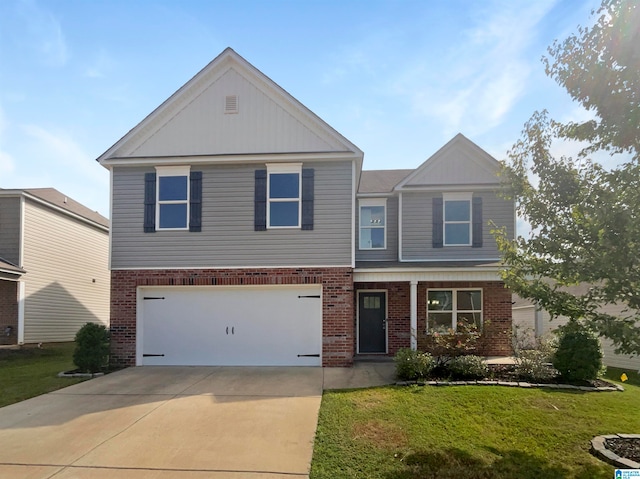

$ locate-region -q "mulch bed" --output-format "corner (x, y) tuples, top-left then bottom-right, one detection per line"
(605, 438), (640, 463)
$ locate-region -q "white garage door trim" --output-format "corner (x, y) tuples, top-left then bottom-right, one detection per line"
(136, 284), (322, 366)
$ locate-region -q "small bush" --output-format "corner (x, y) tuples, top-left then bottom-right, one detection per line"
(73, 322), (110, 373)
(514, 349), (557, 382)
(447, 355), (488, 380)
(394, 348), (435, 380)
(513, 334), (558, 382)
(552, 320), (603, 382)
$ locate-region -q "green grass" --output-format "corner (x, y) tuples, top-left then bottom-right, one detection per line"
(311, 381), (640, 479)
(0, 342), (86, 408)
(603, 365), (640, 386)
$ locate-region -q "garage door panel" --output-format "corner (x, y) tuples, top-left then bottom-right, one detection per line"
(140, 285), (322, 366)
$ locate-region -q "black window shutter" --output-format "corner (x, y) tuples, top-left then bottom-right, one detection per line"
(432, 196), (443, 248)
(254, 169), (267, 231)
(301, 168), (314, 230)
(472, 196), (483, 247)
(189, 171), (202, 232)
(144, 172), (156, 233)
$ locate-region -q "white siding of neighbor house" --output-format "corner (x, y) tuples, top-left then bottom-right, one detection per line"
(401, 190), (514, 261)
(355, 196), (399, 262)
(0, 197), (22, 265)
(514, 302), (640, 371)
(110, 160), (353, 269)
(22, 200), (110, 343)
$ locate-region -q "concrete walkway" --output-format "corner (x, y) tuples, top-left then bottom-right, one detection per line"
(0, 364), (396, 479)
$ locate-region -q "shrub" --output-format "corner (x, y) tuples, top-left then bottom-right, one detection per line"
(425, 322), (481, 367)
(394, 348), (435, 380)
(513, 333), (558, 382)
(73, 322), (110, 373)
(552, 320), (603, 382)
(447, 355), (488, 380)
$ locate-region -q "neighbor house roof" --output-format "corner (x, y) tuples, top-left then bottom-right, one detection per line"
(358, 169), (413, 194)
(0, 257), (25, 276)
(0, 188), (109, 230)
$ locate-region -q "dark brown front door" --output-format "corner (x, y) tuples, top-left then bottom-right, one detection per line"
(358, 291), (386, 353)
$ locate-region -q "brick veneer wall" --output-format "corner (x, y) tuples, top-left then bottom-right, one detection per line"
(110, 267), (354, 368)
(417, 281), (513, 356)
(354, 282), (410, 356)
(0, 281), (18, 346)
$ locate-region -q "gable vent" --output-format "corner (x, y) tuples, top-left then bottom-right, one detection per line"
(225, 95), (238, 114)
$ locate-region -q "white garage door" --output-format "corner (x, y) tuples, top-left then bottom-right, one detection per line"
(138, 285), (322, 366)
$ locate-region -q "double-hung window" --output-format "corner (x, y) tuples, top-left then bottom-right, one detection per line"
(359, 199), (386, 249)
(443, 193), (471, 246)
(427, 289), (482, 333)
(267, 163), (301, 228)
(156, 166), (190, 230)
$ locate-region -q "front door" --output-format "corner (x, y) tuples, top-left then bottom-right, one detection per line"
(358, 291), (386, 353)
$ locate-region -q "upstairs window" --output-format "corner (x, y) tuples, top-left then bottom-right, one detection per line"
(267, 164), (301, 228)
(443, 193), (471, 246)
(427, 289), (482, 333)
(359, 199), (386, 249)
(156, 166), (190, 230)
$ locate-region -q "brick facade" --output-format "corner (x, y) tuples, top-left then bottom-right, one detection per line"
(110, 267), (354, 368)
(355, 280), (513, 357)
(0, 281), (18, 346)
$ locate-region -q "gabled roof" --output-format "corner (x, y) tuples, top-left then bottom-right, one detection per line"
(358, 169), (413, 194)
(395, 133), (501, 191)
(0, 188), (109, 229)
(96, 47), (363, 168)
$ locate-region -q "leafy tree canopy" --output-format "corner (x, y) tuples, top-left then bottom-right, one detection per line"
(496, 0), (640, 355)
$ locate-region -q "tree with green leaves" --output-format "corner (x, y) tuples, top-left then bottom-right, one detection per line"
(496, 0), (640, 356)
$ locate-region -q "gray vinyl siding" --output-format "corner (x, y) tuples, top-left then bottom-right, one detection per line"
(355, 196), (398, 261)
(402, 190), (514, 260)
(111, 160), (353, 268)
(0, 197), (22, 265)
(22, 200), (110, 343)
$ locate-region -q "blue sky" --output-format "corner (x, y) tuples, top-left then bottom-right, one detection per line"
(0, 0), (601, 218)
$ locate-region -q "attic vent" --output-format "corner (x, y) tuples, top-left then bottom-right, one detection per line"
(225, 95), (238, 114)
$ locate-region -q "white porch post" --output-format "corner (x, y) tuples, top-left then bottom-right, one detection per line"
(17, 280), (25, 344)
(410, 280), (418, 350)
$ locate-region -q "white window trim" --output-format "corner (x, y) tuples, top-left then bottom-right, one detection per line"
(426, 288), (483, 333)
(155, 165), (190, 231)
(359, 198), (387, 250)
(266, 163), (302, 229)
(443, 192), (472, 246)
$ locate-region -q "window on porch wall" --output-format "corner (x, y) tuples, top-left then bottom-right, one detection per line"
(426, 289), (482, 333)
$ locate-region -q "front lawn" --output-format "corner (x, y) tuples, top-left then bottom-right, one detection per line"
(0, 342), (85, 408)
(311, 380), (640, 478)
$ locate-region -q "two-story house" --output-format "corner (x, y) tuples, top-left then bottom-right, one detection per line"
(0, 188), (110, 345)
(98, 48), (514, 368)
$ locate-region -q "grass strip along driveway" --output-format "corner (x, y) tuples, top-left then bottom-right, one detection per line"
(311, 370), (640, 479)
(0, 343), (84, 408)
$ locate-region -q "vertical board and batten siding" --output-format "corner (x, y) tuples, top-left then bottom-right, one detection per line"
(129, 68), (342, 158)
(0, 197), (22, 265)
(401, 191), (514, 260)
(110, 160), (353, 269)
(355, 196), (399, 262)
(22, 200), (110, 343)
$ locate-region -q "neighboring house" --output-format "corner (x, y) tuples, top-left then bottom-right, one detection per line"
(0, 188), (110, 345)
(97, 48), (514, 368)
(513, 293), (640, 371)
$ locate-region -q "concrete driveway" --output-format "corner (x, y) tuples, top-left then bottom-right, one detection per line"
(0, 367), (325, 479)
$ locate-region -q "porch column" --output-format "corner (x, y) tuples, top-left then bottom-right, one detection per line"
(410, 280), (418, 350)
(17, 280), (25, 344)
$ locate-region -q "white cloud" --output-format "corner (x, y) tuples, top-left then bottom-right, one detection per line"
(84, 49), (114, 78)
(17, 0), (69, 67)
(393, 0), (557, 137)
